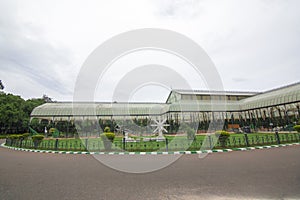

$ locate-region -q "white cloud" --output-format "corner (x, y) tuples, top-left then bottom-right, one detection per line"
(0, 0), (299, 101)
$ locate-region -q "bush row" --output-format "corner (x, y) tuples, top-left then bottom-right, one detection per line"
(294, 125), (300, 133)
(7, 133), (30, 140)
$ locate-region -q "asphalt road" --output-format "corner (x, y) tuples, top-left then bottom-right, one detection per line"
(0, 145), (299, 200)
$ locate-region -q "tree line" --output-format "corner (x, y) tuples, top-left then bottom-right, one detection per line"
(0, 81), (49, 134)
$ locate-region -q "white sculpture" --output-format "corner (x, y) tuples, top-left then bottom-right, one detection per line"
(44, 127), (48, 137)
(151, 118), (169, 140)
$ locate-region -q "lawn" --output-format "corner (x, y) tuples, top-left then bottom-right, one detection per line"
(5, 132), (300, 152)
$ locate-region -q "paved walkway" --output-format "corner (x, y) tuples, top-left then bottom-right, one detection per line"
(0, 144), (299, 200)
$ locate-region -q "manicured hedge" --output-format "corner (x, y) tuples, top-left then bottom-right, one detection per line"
(32, 134), (44, 148)
(100, 132), (115, 142)
(294, 125), (300, 133)
(32, 134), (44, 141)
(215, 130), (230, 137)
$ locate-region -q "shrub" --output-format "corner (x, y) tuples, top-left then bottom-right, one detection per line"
(215, 130), (230, 148)
(100, 132), (115, 150)
(7, 134), (28, 146)
(294, 125), (300, 133)
(49, 128), (55, 136)
(215, 130), (230, 137)
(32, 134), (44, 148)
(0, 135), (7, 139)
(49, 128), (59, 138)
(101, 132), (115, 142)
(186, 128), (196, 140)
(8, 134), (25, 140)
(49, 128), (56, 133)
(32, 134), (44, 141)
(7, 135), (20, 146)
(8, 134), (19, 140)
(104, 126), (111, 133)
(20, 133), (30, 140)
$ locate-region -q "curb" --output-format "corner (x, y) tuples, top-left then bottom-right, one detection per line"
(1, 142), (299, 155)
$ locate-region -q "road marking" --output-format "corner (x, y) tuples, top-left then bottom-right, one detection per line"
(1, 142), (299, 155)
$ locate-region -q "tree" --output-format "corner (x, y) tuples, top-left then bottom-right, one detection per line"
(0, 93), (26, 133)
(0, 92), (47, 134)
(0, 80), (4, 90)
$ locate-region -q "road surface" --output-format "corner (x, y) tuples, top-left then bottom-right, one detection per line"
(0, 144), (299, 200)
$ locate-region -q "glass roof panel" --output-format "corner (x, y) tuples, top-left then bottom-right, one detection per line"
(31, 83), (300, 118)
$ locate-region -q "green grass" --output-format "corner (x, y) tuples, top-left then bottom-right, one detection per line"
(6, 132), (300, 152)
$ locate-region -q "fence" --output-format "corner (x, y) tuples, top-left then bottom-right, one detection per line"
(5, 133), (300, 152)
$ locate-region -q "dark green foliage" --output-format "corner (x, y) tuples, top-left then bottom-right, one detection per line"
(59, 132), (65, 138)
(49, 128), (56, 136)
(294, 125), (300, 133)
(8, 134), (22, 140)
(3, 132), (300, 151)
(49, 128), (59, 138)
(0, 92), (46, 134)
(6, 134), (24, 146)
(215, 130), (230, 148)
(166, 119), (179, 133)
(32, 134), (44, 148)
(98, 119), (117, 133)
(133, 118), (149, 127)
(56, 121), (67, 135)
(7, 133), (29, 141)
(0, 135), (7, 139)
(20, 133), (30, 140)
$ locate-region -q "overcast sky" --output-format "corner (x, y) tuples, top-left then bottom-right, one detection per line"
(0, 0), (299, 102)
